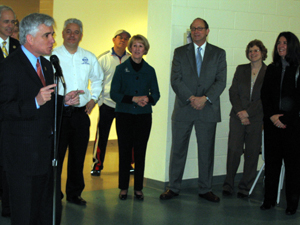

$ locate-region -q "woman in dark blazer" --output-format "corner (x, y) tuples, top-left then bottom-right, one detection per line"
(111, 34), (160, 200)
(260, 32), (300, 215)
(223, 40), (267, 197)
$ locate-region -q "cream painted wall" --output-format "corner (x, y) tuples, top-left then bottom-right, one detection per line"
(52, 0), (148, 141)
(145, 0), (300, 182)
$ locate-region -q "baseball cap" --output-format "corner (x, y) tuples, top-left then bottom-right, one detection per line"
(114, 29), (131, 38)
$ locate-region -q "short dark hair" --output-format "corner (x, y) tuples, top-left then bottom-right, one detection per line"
(190, 18), (209, 30)
(245, 39), (268, 61)
(273, 31), (300, 66)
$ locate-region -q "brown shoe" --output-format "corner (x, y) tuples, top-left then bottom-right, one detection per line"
(199, 192), (220, 202)
(160, 189), (179, 200)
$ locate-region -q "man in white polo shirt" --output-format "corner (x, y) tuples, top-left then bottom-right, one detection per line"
(52, 18), (103, 205)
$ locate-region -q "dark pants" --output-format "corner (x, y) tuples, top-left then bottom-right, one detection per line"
(264, 119), (300, 208)
(223, 116), (262, 195)
(1, 169), (10, 214)
(116, 113), (151, 191)
(7, 166), (61, 225)
(95, 104), (116, 170)
(58, 107), (90, 198)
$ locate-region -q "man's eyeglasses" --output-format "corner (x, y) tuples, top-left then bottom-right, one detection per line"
(191, 27), (206, 32)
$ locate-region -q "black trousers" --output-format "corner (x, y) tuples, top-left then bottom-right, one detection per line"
(1, 169), (10, 214)
(264, 119), (300, 208)
(116, 113), (151, 191)
(96, 104), (116, 170)
(7, 166), (61, 225)
(58, 107), (90, 198)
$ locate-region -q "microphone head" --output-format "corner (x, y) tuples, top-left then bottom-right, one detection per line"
(50, 55), (59, 64)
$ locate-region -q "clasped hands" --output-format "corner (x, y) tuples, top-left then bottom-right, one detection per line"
(237, 110), (250, 125)
(36, 84), (84, 106)
(189, 95), (206, 110)
(132, 96), (149, 107)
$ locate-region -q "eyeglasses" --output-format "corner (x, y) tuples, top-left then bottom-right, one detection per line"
(248, 49), (260, 53)
(191, 27), (206, 32)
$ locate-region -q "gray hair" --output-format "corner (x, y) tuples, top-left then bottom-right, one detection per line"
(19, 13), (54, 45)
(63, 18), (83, 33)
(0, 5), (16, 19)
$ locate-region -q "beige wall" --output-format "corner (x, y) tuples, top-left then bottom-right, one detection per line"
(53, 0), (148, 141)
(145, 0), (300, 182)
(1, 0), (52, 19)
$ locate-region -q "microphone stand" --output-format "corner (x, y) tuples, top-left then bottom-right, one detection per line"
(52, 73), (59, 225)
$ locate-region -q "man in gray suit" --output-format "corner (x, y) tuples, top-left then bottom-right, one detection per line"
(160, 18), (227, 202)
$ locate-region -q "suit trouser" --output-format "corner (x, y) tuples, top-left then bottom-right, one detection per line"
(168, 119), (216, 194)
(116, 112), (151, 191)
(263, 120), (300, 208)
(58, 107), (90, 198)
(1, 170), (10, 214)
(223, 117), (262, 194)
(6, 166), (61, 225)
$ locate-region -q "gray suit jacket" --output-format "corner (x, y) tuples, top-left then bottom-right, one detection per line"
(171, 42), (227, 122)
(229, 63), (267, 122)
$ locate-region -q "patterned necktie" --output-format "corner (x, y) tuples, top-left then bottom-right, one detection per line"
(196, 47), (202, 77)
(2, 41), (8, 58)
(36, 59), (46, 86)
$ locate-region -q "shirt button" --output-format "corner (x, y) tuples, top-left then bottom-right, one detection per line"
(136, 76), (139, 80)
(135, 90), (138, 94)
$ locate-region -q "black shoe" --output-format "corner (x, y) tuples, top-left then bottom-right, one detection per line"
(199, 192), (220, 203)
(91, 169), (101, 176)
(119, 190), (128, 200)
(237, 192), (248, 198)
(67, 196), (87, 205)
(222, 190), (232, 196)
(286, 207), (297, 215)
(134, 191), (144, 200)
(160, 189), (179, 200)
(260, 202), (275, 210)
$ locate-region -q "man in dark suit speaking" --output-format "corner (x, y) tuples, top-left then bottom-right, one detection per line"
(160, 18), (227, 202)
(0, 13), (82, 225)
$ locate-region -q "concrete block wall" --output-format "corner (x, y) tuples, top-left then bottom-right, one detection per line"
(145, 0), (300, 183)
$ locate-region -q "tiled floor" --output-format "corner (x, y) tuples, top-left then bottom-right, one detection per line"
(1, 141), (299, 225)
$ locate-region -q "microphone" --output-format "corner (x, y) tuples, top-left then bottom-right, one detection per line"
(50, 55), (66, 87)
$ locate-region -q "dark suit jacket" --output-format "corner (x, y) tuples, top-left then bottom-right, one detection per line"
(0, 37), (20, 167)
(0, 37), (20, 62)
(229, 63), (267, 122)
(171, 42), (227, 122)
(0, 47), (55, 176)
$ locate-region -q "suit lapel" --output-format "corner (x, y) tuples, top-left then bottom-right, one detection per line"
(17, 48), (45, 87)
(9, 37), (19, 54)
(186, 43), (198, 77)
(252, 63), (266, 93)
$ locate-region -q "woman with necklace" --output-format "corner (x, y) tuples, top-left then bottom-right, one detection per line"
(223, 40), (267, 198)
(260, 32), (300, 215)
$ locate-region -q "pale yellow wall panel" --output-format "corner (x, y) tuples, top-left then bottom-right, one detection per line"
(53, 0), (148, 141)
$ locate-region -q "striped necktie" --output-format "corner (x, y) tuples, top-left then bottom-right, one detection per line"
(36, 59), (46, 86)
(2, 41), (8, 58)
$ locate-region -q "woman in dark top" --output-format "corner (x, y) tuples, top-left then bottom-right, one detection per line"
(260, 32), (300, 215)
(111, 34), (160, 200)
(222, 40), (267, 198)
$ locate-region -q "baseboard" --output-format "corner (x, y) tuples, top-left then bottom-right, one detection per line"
(144, 173), (246, 191)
